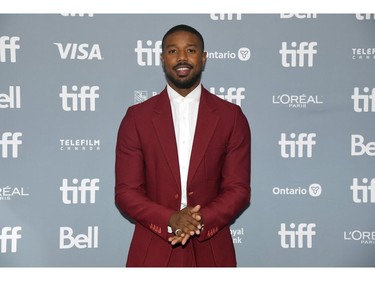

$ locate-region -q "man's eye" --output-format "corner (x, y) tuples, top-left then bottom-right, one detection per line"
(187, 49), (196, 53)
(168, 49), (177, 54)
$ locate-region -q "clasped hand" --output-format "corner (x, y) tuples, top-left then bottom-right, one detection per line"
(168, 205), (203, 246)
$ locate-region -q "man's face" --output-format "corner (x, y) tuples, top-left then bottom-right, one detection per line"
(161, 31), (207, 95)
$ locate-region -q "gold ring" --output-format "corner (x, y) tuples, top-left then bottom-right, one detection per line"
(175, 229), (182, 236)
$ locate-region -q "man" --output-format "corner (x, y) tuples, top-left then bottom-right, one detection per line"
(115, 24), (251, 267)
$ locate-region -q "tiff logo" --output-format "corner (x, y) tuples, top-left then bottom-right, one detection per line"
(351, 178), (375, 203)
(54, 43), (102, 60)
(356, 14), (375, 20)
(210, 14), (242, 20)
(280, 41), (317, 67)
(134, 40), (162, 66)
(0, 36), (20, 63)
(209, 87), (245, 107)
(278, 223), (316, 248)
(59, 85), (99, 111)
(0, 132), (22, 158)
(0, 226), (22, 253)
(279, 133), (316, 158)
(0, 86), (21, 109)
(352, 87), (375, 112)
(60, 178), (100, 204)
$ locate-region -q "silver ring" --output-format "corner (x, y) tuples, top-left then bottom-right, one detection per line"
(175, 229), (182, 236)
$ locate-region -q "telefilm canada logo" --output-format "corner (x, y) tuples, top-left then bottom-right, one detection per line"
(0, 186), (29, 201)
(273, 183), (322, 197)
(352, 47), (375, 60)
(60, 139), (101, 151)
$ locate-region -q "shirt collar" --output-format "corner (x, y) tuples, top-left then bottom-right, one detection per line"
(167, 83), (201, 102)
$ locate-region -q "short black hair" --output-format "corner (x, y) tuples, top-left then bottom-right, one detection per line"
(161, 24), (205, 53)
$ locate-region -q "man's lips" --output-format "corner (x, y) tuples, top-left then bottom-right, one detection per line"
(174, 64), (192, 76)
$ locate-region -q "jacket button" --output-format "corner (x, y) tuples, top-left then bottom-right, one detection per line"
(174, 194), (179, 199)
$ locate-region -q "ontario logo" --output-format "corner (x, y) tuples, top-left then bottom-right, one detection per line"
(207, 47), (251, 61)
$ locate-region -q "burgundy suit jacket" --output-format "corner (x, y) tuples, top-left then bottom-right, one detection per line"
(115, 86), (251, 267)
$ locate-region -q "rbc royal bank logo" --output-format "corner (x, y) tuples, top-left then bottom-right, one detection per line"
(60, 178), (100, 204)
(352, 87), (375, 112)
(351, 178), (375, 203)
(278, 223), (316, 248)
(280, 41), (318, 67)
(134, 90), (159, 104)
(59, 85), (99, 111)
(0, 36), (20, 63)
(54, 43), (103, 60)
(0, 86), (21, 109)
(0, 226), (22, 253)
(0, 132), (22, 158)
(279, 133), (316, 158)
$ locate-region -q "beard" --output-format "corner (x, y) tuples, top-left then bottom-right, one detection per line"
(164, 67), (202, 90)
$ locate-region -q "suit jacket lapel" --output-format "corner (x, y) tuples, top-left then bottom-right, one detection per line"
(152, 89), (181, 191)
(188, 88), (219, 186)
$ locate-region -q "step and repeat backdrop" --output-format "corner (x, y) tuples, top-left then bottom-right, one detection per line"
(0, 14), (374, 267)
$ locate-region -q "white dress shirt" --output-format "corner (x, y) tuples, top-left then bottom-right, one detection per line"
(167, 84), (201, 210)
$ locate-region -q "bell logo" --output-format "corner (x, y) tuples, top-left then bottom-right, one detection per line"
(0, 86), (21, 109)
(54, 43), (102, 60)
(59, 226), (98, 249)
(351, 134), (375, 156)
(0, 226), (22, 253)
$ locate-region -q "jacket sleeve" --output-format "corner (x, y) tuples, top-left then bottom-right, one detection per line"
(115, 107), (175, 240)
(198, 106), (251, 241)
